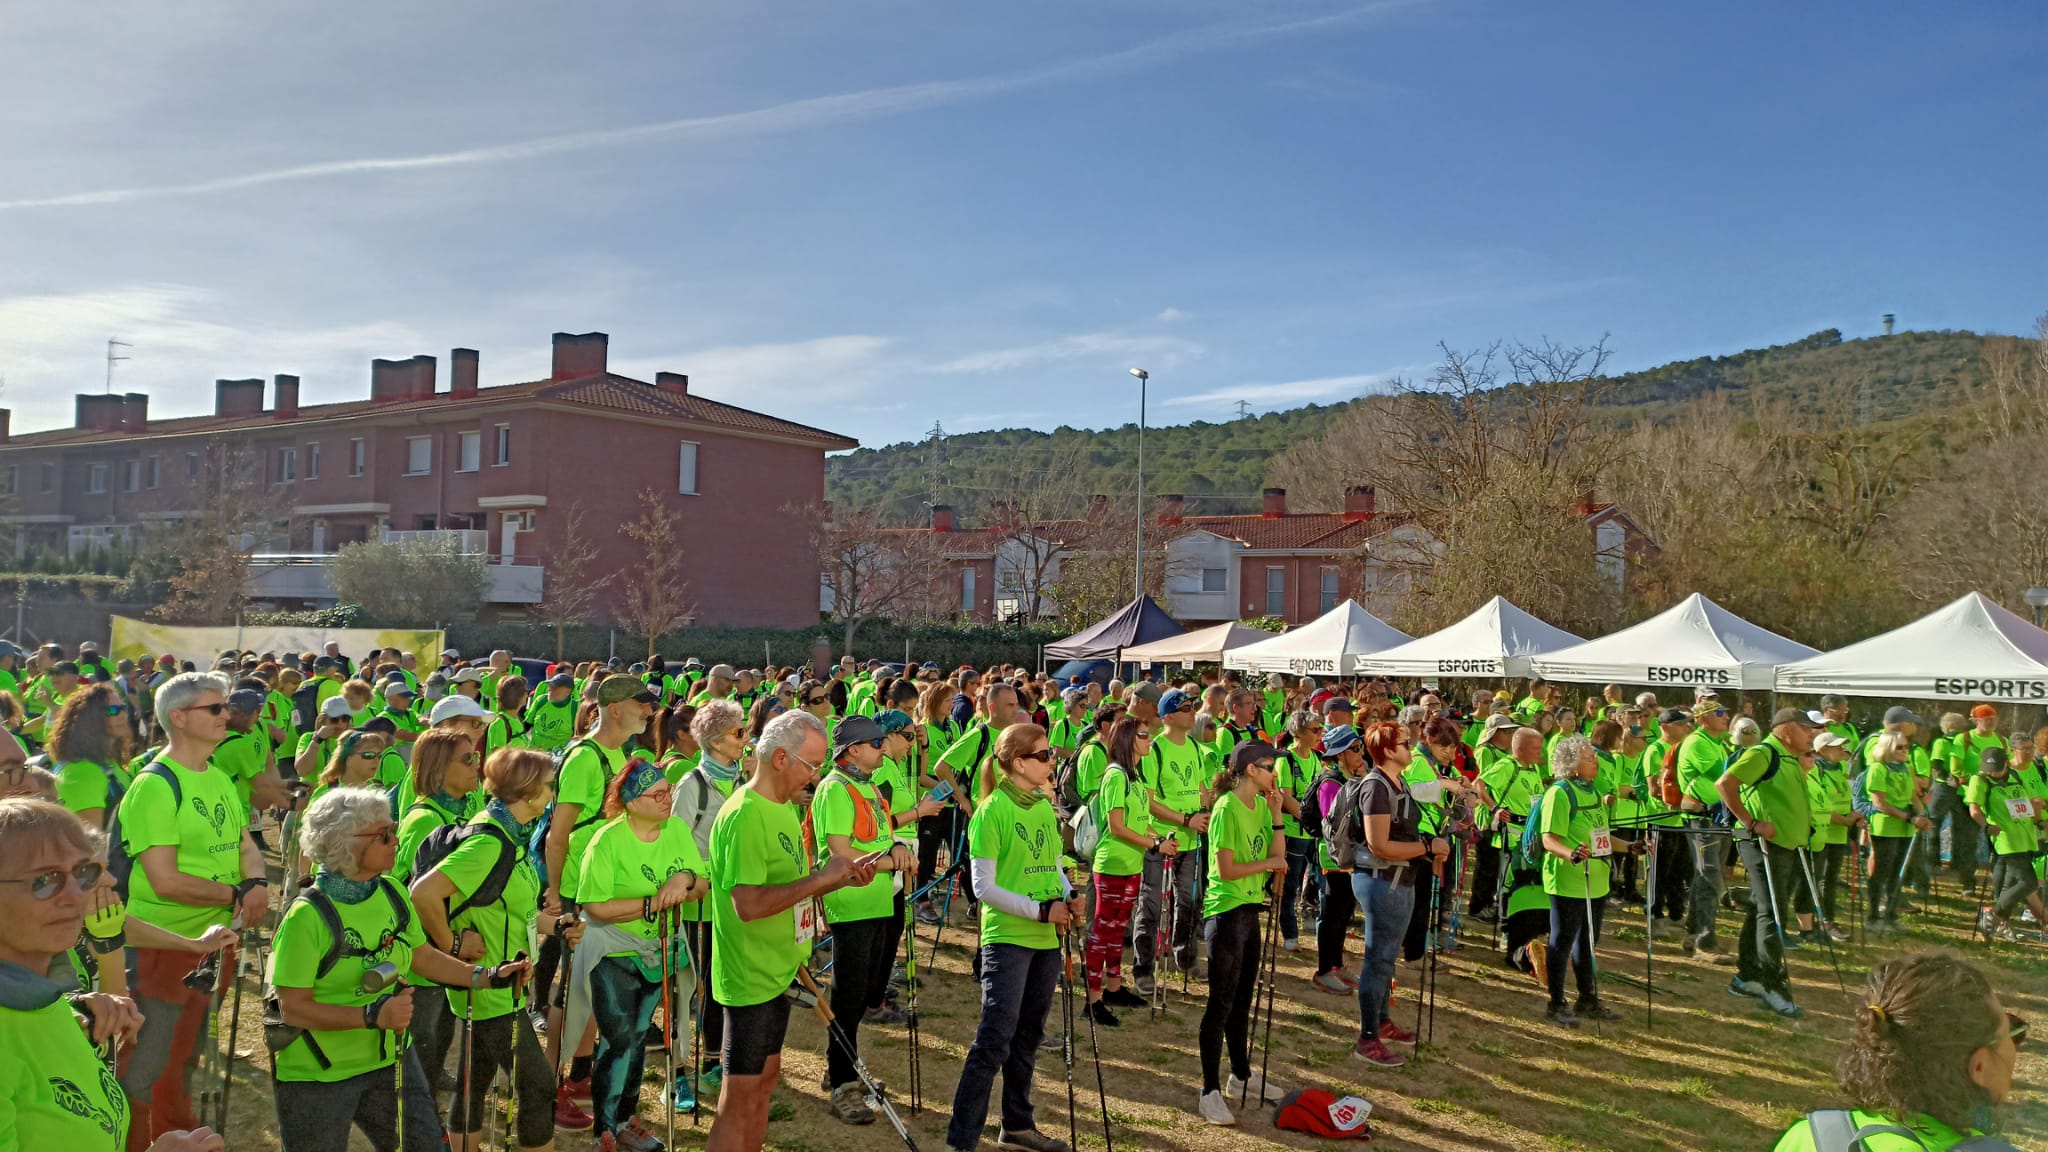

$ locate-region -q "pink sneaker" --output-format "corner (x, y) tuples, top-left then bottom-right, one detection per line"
(1352, 1037), (1406, 1068)
(1379, 1019), (1416, 1045)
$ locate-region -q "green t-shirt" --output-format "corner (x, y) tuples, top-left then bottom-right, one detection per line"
(868, 755), (918, 847)
(119, 755), (245, 937)
(1143, 732), (1208, 851)
(935, 722), (997, 784)
(1092, 764), (1153, 877)
(1539, 779), (1610, 900)
(556, 740), (630, 901)
(1938, 729), (2006, 783)
(1965, 773), (2042, 856)
(1675, 729), (1731, 808)
(1770, 1112), (1974, 1152)
(1729, 737), (1811, 851)
(1073, 740), (1111, 803)
(296, 731), (336, 775)
(1276, 749), (1320, 839)
(1805, 763), (1852, 848)
(395, 793), (469, 881)
(268, 878), (427, 1083)
(660, 749), (702, 786)
(523, 698), (578, 753)
(969, 785), (1064, 951)
(379, 704), (423, 739)
(210, 730), (271, 813)
(1203, 791), (1274, 920)
(577, 815), (708, 948)
(0, 998), (131, 1149)
(53, 759), (122, 823)
(432, 811), (541, 1020)
(483, 712), (526, 756)
(710, 786), (812, 1008)
(1478, 757), (1544, 848)
(1865, 757), (1919, 839)
(813, 769), (896, 924)
(1634, 738), (1683, 827)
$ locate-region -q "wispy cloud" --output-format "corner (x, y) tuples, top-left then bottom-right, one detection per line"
(0, 0), (1428, 212)
(1165, 371), (1400, 408)
(929, 331), (1203, 375)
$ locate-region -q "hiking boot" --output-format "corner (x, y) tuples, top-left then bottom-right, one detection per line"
(1197, 1090), (1238, 1126)
(1312, 970), (1350, 996)
(617, 1117), (666, 1152)
(554, 1086), (594, 1130)
(1087, 1000), (1121, 1028)
(997, 1127), (1073, 1151)
(1727, 976), (1764, 999)
(1104, 986), (1147, 1009)
(1132, 970), (1156, 995)
(916, 903), (943, 926)
(1760, 987), (1804, 1019)
(1282, 935), (1302, 951)
(1545, 1002), (1580, 1029)
(864, 1003), (908, 1025)
(1575, 999), (1620, 1021)
(1227, 1071), (1285, 1104)
(829, 1083), (876, 1125)
(1352, 1037), (1406, 1067)
(821, 1070), (886, 1095)
(669, 1076), (696, 1112)
(1379, 1019), (1416, 1045)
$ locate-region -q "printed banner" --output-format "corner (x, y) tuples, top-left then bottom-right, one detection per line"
(109, 616), (444, 669)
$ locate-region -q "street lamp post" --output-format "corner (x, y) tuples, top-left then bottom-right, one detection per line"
(2026, 587), (2048, 629)
(1129, 368), (1149, 600)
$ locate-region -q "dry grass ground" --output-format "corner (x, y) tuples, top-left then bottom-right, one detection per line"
(207, 874), (2048, 1152)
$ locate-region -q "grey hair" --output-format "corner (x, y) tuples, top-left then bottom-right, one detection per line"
(1730, 716), (1762, 747)
(1285, 709), (1323, 736)
(301, 786), (394, 875)
(1398, 704), (1427, 727)
(1550, 734), (1596, 781)
(1634, 692), (1658, 709)
(1818, 694), (1846, 709)
(153, 671), (231, 727)
(1062, 687), (1087, 706)
(690, 699), (746, 750)
(757, 709), (825, 769)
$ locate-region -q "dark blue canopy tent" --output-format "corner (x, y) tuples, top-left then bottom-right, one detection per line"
(1044, 595), (1184, 661)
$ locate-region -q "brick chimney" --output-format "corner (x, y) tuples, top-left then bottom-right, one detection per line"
(931, 505), (955, 533)
(1572, 484), (1599, 518)
(75, 394), (120, 431)
(1086, 494), (1108, 522)
(371, 358), (410, 402)
(551, 332), (609, 380)
(121, 392), (148, 431)
(451, 349), (479, 398)
(0, 409), (11, 444)
(214, 379), (265, 417)
(272, 375), (299, 419)
(407, 354), (437, 400)
(656, 372), (689, 396)
(1342, 485), (1376, 522)
(1155, 494), (1185, 526)
(1261, 487), (1288, 519)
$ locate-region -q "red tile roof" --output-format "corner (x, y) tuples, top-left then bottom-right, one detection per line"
(1, 373), (856, 451)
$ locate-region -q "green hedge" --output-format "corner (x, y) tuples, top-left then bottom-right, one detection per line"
(445, 619), (1075, 669)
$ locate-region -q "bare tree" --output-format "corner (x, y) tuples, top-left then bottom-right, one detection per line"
(535, 501), (615, 662)
(794, 501), (951, 654)
(617, 489), (695, 661)
(331, 538), (487, 627)
(145, 437), (293, 625)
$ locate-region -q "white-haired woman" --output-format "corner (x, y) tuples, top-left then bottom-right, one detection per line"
(671, 696), (747, 1094)
(270, 785), (526, 1152)
(1862, 732), (1929, 933)
(1538, 734), (1646, 1028)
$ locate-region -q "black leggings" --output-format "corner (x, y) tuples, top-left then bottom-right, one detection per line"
(917, 808), (965, 896)
(1402, 867), (1446, 962)
(447, 1009), (555, 1146)
(1868, 835), (1910, 923)
(692, 918), (724, 1070)
(1791, 843), (1847, 922)
(1316, 869), (1356, 975)
(1991, 851), (2040, 919)
(1199, 904), (1263, 1094)
(827, 916), (894, 1088)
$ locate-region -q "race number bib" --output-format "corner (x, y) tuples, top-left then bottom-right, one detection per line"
(1588, 827), (1614, 858)
(795, 898), (820, 948)
(2005, 797), (2036, 821)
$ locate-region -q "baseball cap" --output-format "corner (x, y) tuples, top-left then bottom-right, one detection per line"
(1129, 681), (1165, 706)
(225, 688), (265, 712)
(1322, 696), (1356, 716)
(1480, 712), (1519, 740)
(428, 696), (490, 725)
(1981, 747), (2010, 775)
(441, 648), (461, 660)
(1657, 707), (1692, 726)
(450, 668), (486, 684)
(1157, 689), (1195, 716)
(874, 709), (914, 736)
(1972, 703), (2000, 719)
(832, 714), (887, 756)
(1883, 706), (1922, 726)
(321, 696), (355, 720)
(1805, 709), (1829, 727)
(597, 676), (658, 706)
(1691, 701), (1729, 720)
(629, 662), (648, 674)
(157, 653), (177, 666)
(546, 672), (574, 689)
(685, 657), (704, 669)
(1322, 725), (1362, 755)
(382, 681), (415, 700)
(1770, 707), (1820, 729)
(1229, 740), (1280, 771)
(708, 663), (737, 680)
(1813, 731), (1849, 753)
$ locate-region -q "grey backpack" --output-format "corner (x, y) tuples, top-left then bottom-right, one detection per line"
(1803, 1110), (2018, 1152)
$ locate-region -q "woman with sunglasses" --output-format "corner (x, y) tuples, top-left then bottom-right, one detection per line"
(653, 702), (699, 785)
(1773, 951), (2025, 1151)
(568, 758), (707, 1148)
(0, 798), (228, 1152)
(1351, 721), (1448, 1069)
(1085, 715), (1167, 1026)
(270, 785), (525, 1152)
(391, 729), (485, 1102)
(411, 748), (571, 1152)
(47, 682), (133, 830)
(669, 699), (749, 1104)
(1194, 741), (1290, 1126)
(945, 723), (1074, 1152)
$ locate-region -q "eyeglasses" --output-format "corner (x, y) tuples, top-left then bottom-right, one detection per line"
(463, 752), (481, 765)
(0, 861), (104, 901)
(1017, 748), (1054, 763)
(354, 827), (398, 846)
(176, 702), (228, 716)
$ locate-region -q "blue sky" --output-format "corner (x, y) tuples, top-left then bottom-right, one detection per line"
(1, 1), (2041, 451)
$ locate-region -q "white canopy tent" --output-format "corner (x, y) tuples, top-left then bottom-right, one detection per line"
(1122, 621), (1273, 668)
(1222, 600), (1414, 677)
(1356, 596), (1586, 679)
(1528, 593), (1818, 691)
(1776, 592), (2048, 703)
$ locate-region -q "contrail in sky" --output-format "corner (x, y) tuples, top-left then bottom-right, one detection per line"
(0, 1), (1424, 211)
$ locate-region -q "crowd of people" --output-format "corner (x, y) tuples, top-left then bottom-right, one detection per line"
(0, 638), (2037, 1152)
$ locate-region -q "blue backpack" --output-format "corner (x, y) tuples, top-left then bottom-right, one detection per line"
(1516, 781), (1599, 872)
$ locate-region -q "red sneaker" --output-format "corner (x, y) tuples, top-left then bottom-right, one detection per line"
(1379, 1019), (1417, 1045)
(564, 1075), (594, 1101)
(554, 1085), (595, 1130)
(1352, 1037), (1406, 1068)
(1336, 969), (1359, 988)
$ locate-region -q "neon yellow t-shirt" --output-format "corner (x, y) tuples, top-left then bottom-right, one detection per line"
(710, 786), (812, 1008)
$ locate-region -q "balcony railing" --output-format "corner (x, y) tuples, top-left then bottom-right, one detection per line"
(247, 551), (543, 605)
(382, 528), (490, 553)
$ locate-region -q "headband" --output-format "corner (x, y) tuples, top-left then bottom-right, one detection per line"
(618, 758), (666, 805)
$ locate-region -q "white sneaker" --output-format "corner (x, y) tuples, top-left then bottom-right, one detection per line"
(1197, 1090), (1237, 1126)
(1226, 1071), (1284, 1104)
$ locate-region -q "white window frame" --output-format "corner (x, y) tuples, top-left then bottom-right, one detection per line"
(122, 459), (140, 492)
(88, 463), (108, 494)
(404, 436), (432, 476)
(494, 424), (511, 467)
(1319, 566), (1340, 614)
(276, 447), (297, 484)
(305, 442), (320, 480)
(145, 456), (160, 489)
(40, 462), (54, 493)
(961, 566), (976, 612)
(184, 452), (199, 484)
(677, 440), (699, 495)
(349, 437), (366, 476)
(1200, 567), (1227, 593)
(457, 430), (481, 473)
(2, 465), (14, 495)
(1264, 566), (1285, 617)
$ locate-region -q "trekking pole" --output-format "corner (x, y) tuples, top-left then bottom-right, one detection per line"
(507, 950), (525, 1152)
(1644, 837), (1657, 1032)
(680, 918), (706, 1124)
(462, 966), (480, 1146)
(218, 929), (252, 1131)
(901, 895), (923, 1114)
(358, 962), (404, 1148)
(1756, 842), (1795, 977)
(1151, 854), (1171, 1020)
(1849, 833), (1864, 946)
(1184, 837), (1205, 999)
(1579, 856), (1602, 1039)
(1424, 855), (1443, 1045)
(1075, 927), (1112, 1152)
(1058, 928), (1078, 1152)
(1254, 871), (1282, 1109)
(793, 967), (919, 1151)
(660, 907), (677, 1152)
(1795, 847), (1849, 996)
(183, 947), (225, 1129)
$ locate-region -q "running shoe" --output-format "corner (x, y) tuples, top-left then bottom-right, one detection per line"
(1379, 1019), (1416, 1045)
(1226, 1071), (1285, 1104)
(1311, 971), (1349, 996)
(564, 1076), (593, 1101)
(1336, 969), (1358, 988)
(1352, 1037), (1407, 1067)
(1087, 1001), (1121, 1028)
(1544, 1002), (1580, 1029)
(1103, 987), (1147, 1009)
(554, 1085), (594, 1130)
(1197, 1090), (1238, 1126)
(1760, 987), (1804, 1019)
(669, 1077), (696, 1113)
(1728, 976), (1764, 999)
(618, 1117), (666, 1152)
(1132, 971), (1157, 995)
(997, 1127), (1074, 1151)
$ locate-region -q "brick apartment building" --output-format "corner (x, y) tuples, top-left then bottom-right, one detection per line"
(0, 331), (856, 627)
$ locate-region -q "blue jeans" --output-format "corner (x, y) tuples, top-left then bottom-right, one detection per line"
(590, 954), (661, 1137)
(947, 942), (1060, 1148)
(1349, 870), (1415, 1041)
(1279, 836), (1319, 941)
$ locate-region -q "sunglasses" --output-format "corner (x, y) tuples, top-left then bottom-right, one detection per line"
(176, 702), (228, 716)
(631, 693), (658, 705)
(105, 704), (126, 717)
(806, 696), (829, 706)
(1017, 748), (1055, 763)
(0, 861), (104, 901)
(1997, 1012), (2030, 1050)
(354, 748), (379, 759)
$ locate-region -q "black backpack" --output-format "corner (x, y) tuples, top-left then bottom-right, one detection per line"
(1298, 766), (1343, 841)
(105, 759), (177, 900)
(412, 820), (519, 918)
